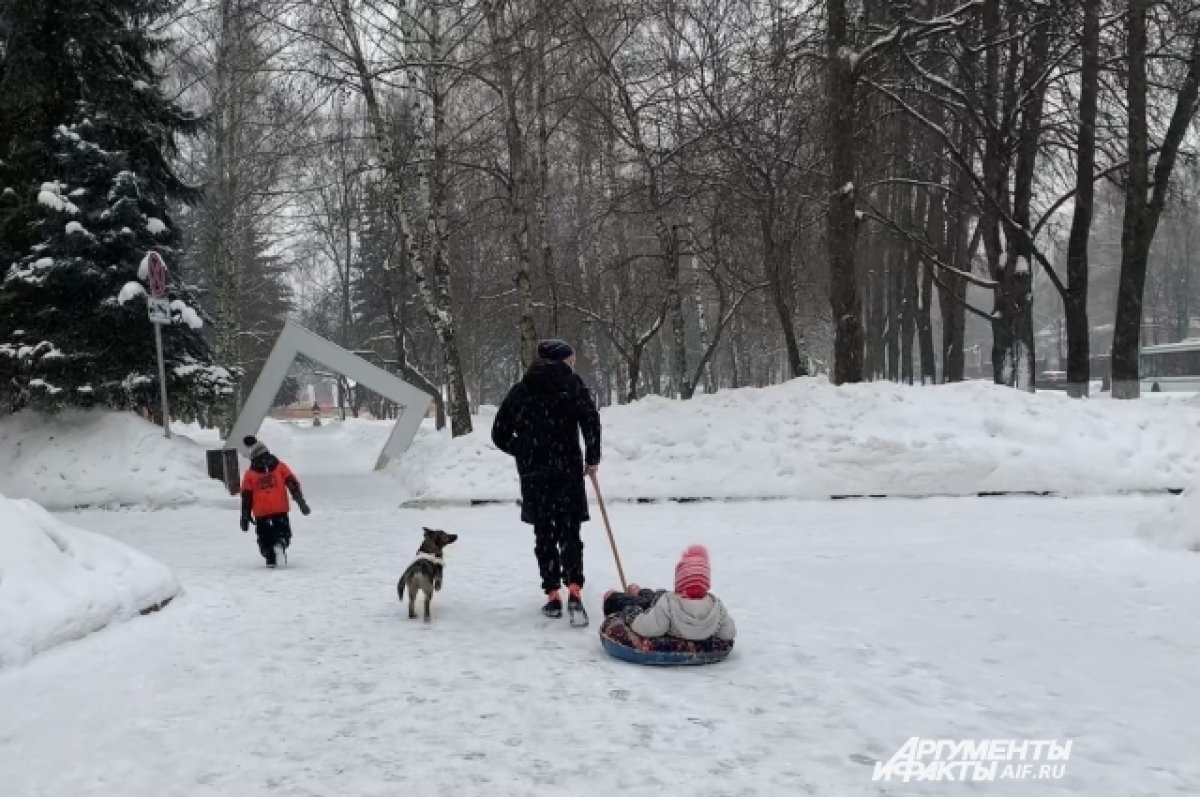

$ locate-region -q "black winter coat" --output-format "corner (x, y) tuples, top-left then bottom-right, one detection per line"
(491, 360), (602, 525)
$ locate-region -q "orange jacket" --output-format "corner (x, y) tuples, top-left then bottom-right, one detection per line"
(241, 458), (302, 518)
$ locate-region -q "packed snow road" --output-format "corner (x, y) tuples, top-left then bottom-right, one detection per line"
(1, 470), (1198, 796)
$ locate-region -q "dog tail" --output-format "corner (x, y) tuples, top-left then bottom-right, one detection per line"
(397, 566), (411, 603)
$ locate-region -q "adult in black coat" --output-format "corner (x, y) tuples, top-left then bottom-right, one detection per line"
(491, 339), (601, 618)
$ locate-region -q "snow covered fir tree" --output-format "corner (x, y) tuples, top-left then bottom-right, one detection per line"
(0, 0), (233, 419)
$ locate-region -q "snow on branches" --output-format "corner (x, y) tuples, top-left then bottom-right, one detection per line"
(845, 0), (983, 76)
(117, 282), (146, 305)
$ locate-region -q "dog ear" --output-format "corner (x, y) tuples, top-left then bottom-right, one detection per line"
(422, 527), (435, 537)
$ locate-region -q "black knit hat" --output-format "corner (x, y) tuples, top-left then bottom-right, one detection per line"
(537, 339), (574, 362)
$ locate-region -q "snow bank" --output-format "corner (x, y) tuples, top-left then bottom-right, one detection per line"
(0, 410), (230, 509)
(1138, 479), (1200, 552)
(391, 379), (1200, 503)
(0, 493), (179, 668)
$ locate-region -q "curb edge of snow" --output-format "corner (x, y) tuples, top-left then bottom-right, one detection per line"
(399, 488), (1186, 509)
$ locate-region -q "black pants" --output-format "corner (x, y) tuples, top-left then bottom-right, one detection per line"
(533, 517), (583, 593)
(603, 589), (658, 617)
(256, 514), (292, 564)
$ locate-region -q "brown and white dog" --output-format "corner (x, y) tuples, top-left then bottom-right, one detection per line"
(397, 527), (458, 622)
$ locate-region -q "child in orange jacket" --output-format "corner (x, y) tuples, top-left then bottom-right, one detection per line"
(240, 435), (309, 567)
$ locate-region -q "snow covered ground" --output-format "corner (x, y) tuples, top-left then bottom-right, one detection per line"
(1, 455), (1197, 795)
(0, 409), (228, 509)
(4, 393), (1199, 794)
(0, 492), (179, 668)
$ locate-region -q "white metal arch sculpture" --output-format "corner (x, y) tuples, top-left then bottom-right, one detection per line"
(224, 322), (432, 470)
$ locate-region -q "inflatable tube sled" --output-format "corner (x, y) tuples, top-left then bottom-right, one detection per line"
(599, 615), (733, 666)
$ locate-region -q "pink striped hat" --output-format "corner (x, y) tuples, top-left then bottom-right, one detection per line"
(674, 545), (711, 599)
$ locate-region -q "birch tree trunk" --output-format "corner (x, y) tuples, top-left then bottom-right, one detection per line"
(421, 3), (473, 433)
(205, 0), (242, 434)
(684, 218), (715, 396)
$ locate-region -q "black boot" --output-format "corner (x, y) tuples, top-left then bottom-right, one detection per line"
(542, 593), (563, 618)
(567, 593), (588, 627)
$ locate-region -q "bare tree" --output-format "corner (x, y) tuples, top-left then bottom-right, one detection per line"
(1111, 1), (1200, 398)
(322, 0), (474, 433)
(1063, 0), (1102, 397)
(174, 0), (311, 430)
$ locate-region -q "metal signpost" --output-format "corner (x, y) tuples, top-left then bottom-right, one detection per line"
(146, 250), (171, 438)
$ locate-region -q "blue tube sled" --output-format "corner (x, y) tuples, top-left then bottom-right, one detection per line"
(599, 615), (733, 666)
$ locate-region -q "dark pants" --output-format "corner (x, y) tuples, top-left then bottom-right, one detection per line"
(603, 589), (659, 617)
(256, 514), (292, 564)
(534, 517), (584, 593)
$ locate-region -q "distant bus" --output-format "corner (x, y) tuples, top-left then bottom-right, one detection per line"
(1139, 339), (1200, 392)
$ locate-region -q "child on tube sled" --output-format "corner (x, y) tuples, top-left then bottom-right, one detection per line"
(240, 435), (310, 568)
(602, 545), (736, 644)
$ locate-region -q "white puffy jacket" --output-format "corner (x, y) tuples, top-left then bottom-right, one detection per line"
(629, 592), (737, 642)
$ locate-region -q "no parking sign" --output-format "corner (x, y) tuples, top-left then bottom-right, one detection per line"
(146, 250), (169, 296)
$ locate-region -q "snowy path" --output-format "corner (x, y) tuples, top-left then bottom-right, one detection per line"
(2, 472), (1198, 795)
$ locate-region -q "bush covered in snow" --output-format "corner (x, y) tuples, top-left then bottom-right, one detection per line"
(0, 492), (180, 669)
